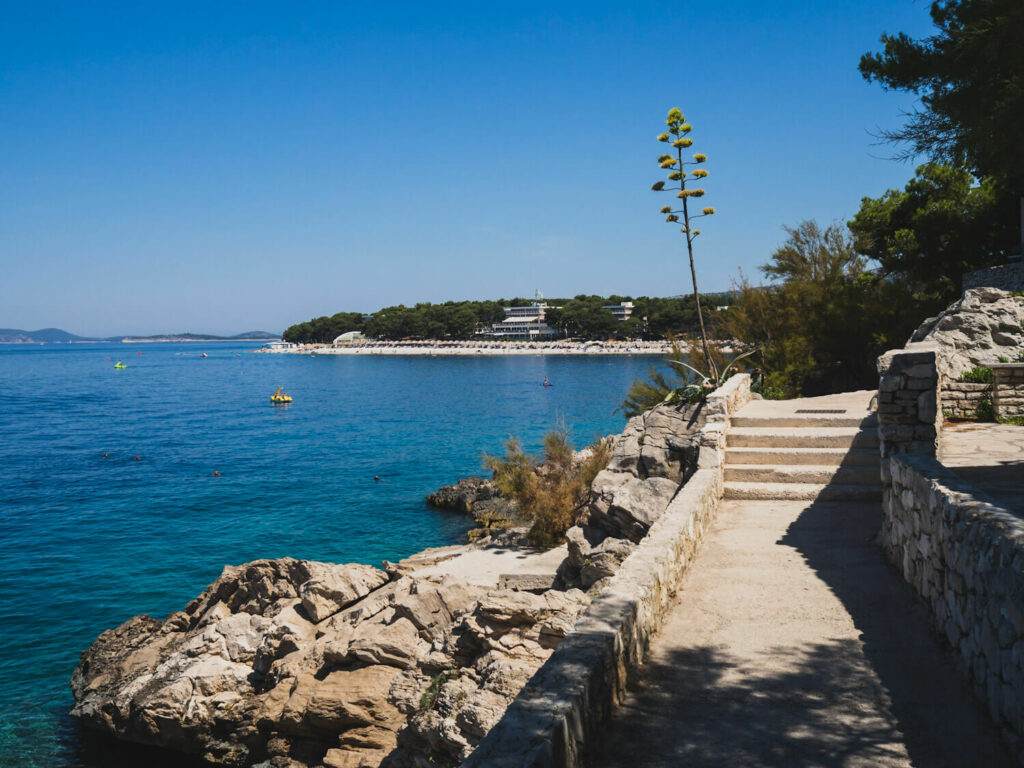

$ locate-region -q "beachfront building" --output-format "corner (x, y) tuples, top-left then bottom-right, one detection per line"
(603, 301), (634, 321)
(332, 331), (367, 345)
(479, 301), (559, 340)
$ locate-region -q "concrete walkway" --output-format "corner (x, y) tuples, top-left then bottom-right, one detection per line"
(589, 497), (1013, 768)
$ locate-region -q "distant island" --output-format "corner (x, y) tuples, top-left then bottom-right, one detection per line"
(0, 328), (280, 344)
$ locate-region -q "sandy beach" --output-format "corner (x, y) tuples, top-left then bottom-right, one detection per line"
(260, 339), (675, 356)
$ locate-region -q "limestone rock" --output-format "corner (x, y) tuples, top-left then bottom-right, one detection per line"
(586, 470), (680, 541)
(609, 402), (704, 483)
(426, 477), (499, 514)
(908, 288), (1024, 381)
(580, 537), (637, 589)
(299, 563), (389, 623)
(70, 553), (594, 768)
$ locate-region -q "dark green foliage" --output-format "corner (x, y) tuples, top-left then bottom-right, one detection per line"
(859, 0), (1024, 193)
(959, 366), (993, 383)
(727, 221), (925, 397)
(619, 340), (688, 418)
(849, 164), (1018, 304)
(975, 396), (995, 421)
(281, 294), (733, 343)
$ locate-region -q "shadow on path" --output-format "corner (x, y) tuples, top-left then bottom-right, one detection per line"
(588, 498), (1013, 768)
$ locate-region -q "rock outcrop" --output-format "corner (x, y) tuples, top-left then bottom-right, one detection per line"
(908, 287), (1024, 380)
(556, 401), (703, 586)
(425, 478), (499, 515)
(71, 557), (589, 768)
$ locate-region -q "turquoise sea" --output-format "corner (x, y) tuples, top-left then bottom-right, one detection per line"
(0, 342), (661, 767)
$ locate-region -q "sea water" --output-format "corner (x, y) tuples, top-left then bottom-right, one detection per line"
(0, 342), (663, 767)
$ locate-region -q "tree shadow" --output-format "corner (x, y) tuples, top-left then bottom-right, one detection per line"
(588, 492), (1014, 767)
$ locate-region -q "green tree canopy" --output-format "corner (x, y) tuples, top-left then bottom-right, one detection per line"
(848, 163), (1018, 304)
(859, 0), (1024, 191)
(727, 221), (924, 396)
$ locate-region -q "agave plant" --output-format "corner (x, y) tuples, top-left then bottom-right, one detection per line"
(661, 347), (760, 405)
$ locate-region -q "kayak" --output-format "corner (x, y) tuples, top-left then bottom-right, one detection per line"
(114, 363), (127, 369)
(270, 395), (292, 403)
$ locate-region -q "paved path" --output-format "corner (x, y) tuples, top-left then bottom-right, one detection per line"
(941, 422), (1024, 513)
(589, 498), (1013, 768)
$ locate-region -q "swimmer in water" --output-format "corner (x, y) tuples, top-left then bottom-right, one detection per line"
(134, 455), (141, 461)
(213, 470), (220, 477)
(374, 475), (380, 482)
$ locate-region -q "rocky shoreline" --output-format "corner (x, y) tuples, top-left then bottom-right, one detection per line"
(69, 400), (707, 767)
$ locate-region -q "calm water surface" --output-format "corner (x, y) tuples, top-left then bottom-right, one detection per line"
(0, 342), (661, 767)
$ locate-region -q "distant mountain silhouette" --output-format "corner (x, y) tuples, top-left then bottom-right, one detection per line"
(0, 328), (279, 343)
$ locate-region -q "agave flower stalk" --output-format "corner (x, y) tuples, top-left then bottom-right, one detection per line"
(653, 109), (717, 378)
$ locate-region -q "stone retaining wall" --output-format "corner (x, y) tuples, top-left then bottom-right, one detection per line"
(993, 364), (1024, 419)
(964, 262), (1024, 293)
(876, 343), (941, 458)
(882, 454), (1024, 757)
(943, 380), (992, 420)
(462, 374), (751, 768)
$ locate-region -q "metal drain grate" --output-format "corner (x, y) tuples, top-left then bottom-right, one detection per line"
(794, 409), (846, 414)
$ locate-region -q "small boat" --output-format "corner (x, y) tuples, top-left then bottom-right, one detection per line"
(114, 362), (127, 369)
(200, 353), (208, 358)
(270, 386), (292, 404)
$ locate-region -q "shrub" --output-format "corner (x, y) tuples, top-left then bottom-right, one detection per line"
(959, 366), (993, 383)
(484, 431), (612, 549)
(975, 396), (995, 421)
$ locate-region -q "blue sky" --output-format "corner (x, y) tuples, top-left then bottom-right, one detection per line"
(0, 1), (933, 336)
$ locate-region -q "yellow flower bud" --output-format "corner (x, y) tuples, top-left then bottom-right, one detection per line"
(657, 133), (670, 142)
(692, 169), (708, 178)
(680, 123), (692, 132)
(660, 159), (677, 168)
(667, 108), (683, 121)
(666, 214), (680, 222)
(692, 189), (705, 197)
(677, 138), (693, 148)
(702, 207), (715, 215)
(660, 206), (672, 214)
(668, 171), (682, 181)
(693, 153), (707, 163)
(657, 154), (672, 163)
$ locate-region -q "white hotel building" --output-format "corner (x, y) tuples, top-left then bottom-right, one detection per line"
(478, 300), (635, 340)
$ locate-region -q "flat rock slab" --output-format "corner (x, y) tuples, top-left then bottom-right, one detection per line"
(589, 499), (1013, 768)
(497, 573), (558, 592)
(411, 544), (567, 588)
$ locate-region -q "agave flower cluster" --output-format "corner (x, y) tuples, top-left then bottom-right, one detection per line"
(651, 108), (715, 238)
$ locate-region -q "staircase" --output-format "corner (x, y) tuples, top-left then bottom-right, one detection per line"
(723, 408), (881, 501)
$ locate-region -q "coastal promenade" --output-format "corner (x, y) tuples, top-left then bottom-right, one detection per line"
(260, 340), (673, 356)
(589, 393), (1014, 767)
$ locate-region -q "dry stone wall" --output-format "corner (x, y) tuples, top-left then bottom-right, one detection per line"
(993, 364), (1024, 419)
(964, 262), (1024, 293)
(882, 455), (1024, 758)
(943, 381), (992, 420)
(462, 374), (751, 768)
(876, 343), (941, 459)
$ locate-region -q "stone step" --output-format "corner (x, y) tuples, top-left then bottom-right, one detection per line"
(725, 447), (880, 467)
(723, 481), (882, 501)
(726, 427), (879, 449)
(724, 464), (880, 485)
(730, 414), (878, 428)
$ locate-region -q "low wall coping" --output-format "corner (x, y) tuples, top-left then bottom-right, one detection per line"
(893, 454), (1024, 543)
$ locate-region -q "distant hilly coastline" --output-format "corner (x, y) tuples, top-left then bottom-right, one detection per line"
(0, 328), (280, 344)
